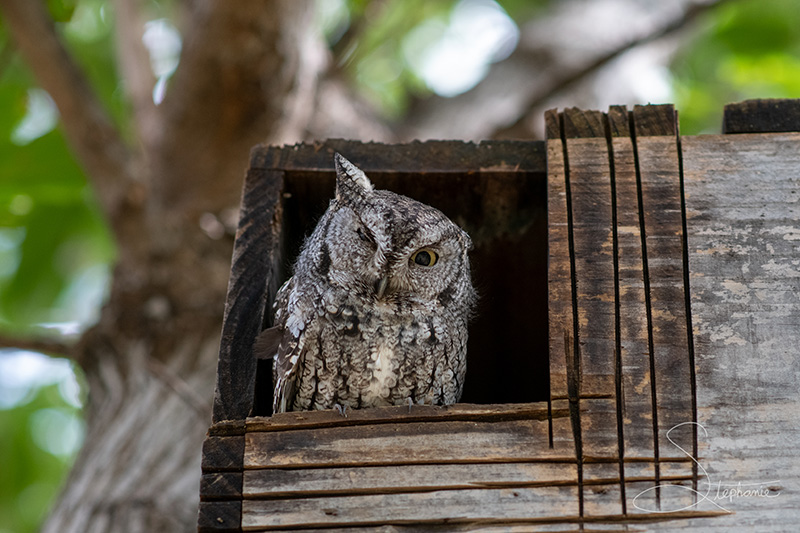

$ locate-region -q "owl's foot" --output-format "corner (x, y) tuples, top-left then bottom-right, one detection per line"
(407, 397), (413, 414)
(333, 403), (348, 418)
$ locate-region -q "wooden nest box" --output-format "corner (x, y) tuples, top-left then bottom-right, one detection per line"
(199, 101), (800, 532)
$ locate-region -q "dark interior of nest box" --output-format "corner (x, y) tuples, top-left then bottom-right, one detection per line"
(251, 166), (549, 416)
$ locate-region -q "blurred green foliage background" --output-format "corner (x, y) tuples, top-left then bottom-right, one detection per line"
(1, 0), (799, 531)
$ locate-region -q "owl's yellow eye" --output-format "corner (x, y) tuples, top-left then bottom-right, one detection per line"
(411, 248), (438, 267)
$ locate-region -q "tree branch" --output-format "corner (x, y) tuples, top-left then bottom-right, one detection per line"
(149, 0), (326, 217)
(0, 0), (136, 225)
(0, 333), (74, 358)
(0, 38), (15, 79)
(400, 0), (729, 141)
(145, 356), (211, 420)
(112, 0), (161, 152)
(492, 0), (728, 138)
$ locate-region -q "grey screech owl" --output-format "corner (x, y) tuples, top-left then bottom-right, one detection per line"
(258, 153), (477, 413)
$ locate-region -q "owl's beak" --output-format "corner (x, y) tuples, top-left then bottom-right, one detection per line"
(374, 275), (389, 299)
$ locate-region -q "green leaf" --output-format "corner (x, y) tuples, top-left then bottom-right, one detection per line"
(671, 0), (800, 134)
(47, 0), (78, 22)
(0, 371), (85, 533)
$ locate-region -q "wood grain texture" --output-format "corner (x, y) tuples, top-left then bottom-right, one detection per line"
(545, 109), (571, 402)
(632, 105), (676, 137)
(213, 168), (285, 423)
(545, 110), (577, 520)
(245, 402), (558, 432)
(201, 472), (243, 501)
(243, 462), (576, 498)
(608, 105), (656, 467)
(242, 486), (581, 530)
(563, 107), (623, 516)
(239, 527), (627, 533)
(202, 435), (246, 473)
(244, 418), (571, 468)
(562, 107), (605, 139)
(723, 98), (800, 134)
(198, 501), (242, 533)
(676, 131), (800, 531)
(562, 108), (617, 401)
(632, 105), (695, 479)
(250, 139), (546, 174)
(241, 492), (726, 532)
(541, 105), (704, 525)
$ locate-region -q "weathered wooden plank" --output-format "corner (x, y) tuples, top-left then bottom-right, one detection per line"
(581, 399), (624, 516)
(723, 98), (800, 134)
(198, 501), (241, 533)
(579, 398), (619, 459)
(250, 139), (547, 173)
(242, 527), (591, 533)
(624, 480), (720, 519)
(632, 105), (695, 472)
(681, 131), (800, 531)
(242, 487), (724, 531)
(213, 168), (285, 423)
(549, 403), (576, 454)
(245, 418), (572, 468)
(544, 110), (581, 522)
(562, 108), (617, 402)
(561, 107), (628, 517)
(607, 105), (630, 138)
(581, 462), (625, 503)
(243, 462), (576, 498)
(201, 472), (243, 501)
(545, 109), (571, 402)
(562, 107), (605, 138)
(241, 486), (580, 530)
(202, 435), (245, 472)
(608, 105), (657, 476)
(244, 518), (612, 533)
(583, 481), (626, 517)
(207, 420), (247, 437)
(245, 402), (557, 433)
(632, 104), (676, 136)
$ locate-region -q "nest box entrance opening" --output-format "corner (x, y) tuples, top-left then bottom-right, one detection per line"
(250, 143), (549, 416)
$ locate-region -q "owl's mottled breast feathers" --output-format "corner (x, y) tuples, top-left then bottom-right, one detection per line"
(260, 153), (476, 413)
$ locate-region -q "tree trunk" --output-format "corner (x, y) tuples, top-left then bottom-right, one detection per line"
(0, 1), (355, 531)
(43, 333), (219, 532)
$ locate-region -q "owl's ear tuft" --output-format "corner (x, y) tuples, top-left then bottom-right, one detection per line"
(334, 153), (374, 202)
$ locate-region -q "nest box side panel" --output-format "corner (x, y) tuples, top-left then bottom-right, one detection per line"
(723, 98), (800, 134)
(241, 404), (580, 530)
(631, 104), (696, 483)
(607, 105), (657, 473)
(201, 166), (284, 532)
(546, 105), (701, 522)
(682, 130), (800, 531)
(213, 167), (285, 423)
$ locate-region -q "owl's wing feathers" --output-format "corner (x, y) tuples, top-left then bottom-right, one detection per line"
(271, 277), (315, 413)
(253, 326), (281, 360)
(272, 329), (304, 413)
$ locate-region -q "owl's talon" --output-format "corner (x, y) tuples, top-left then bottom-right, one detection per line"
(407, 397), (413, 414)
(334, 403), (348, 418)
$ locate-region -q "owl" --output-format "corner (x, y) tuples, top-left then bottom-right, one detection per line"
(257, 153), (476, 413)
